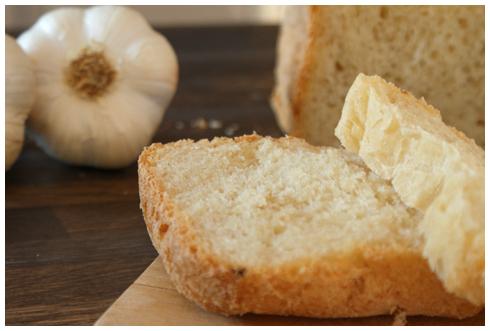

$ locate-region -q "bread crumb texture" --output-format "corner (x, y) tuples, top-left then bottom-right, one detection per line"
(272, 5), (484, 148)
(138, 134), (481, 318)
(336, 74), (485, 306)
(153, 135), (421, 266)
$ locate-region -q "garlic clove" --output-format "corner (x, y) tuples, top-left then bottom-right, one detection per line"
(20, 9), (86, 60)
(88, 95), (156, 169)
(84, 6), (153, 52)
(122, 33), (179, 84)
(26, 93), (92, 166)
(124, 77), (178, 109)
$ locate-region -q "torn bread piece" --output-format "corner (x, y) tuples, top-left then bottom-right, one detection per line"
(335, 73), (484, 306)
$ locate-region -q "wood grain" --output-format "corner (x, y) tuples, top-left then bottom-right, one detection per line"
(96, 258), (485, 326)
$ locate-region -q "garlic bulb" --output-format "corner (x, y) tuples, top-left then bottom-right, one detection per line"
(17, 6), (178, 169)
(5, 34), (36, 170)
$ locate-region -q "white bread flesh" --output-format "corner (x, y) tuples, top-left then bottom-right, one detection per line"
(271, 5), (485, 148)
(335, 73), (484, 306)
(138, 134), (481, 318)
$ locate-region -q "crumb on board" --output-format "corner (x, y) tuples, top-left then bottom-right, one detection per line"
(208, 119), (223, 129)
(225, 123), (239, 136)
(190, 118), (208, 129)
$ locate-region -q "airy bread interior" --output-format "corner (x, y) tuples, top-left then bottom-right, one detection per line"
(335, 74), (485, 212)
(335, 73), (485, 306)
(152, 135), (423, 266)
(271, 5), (485, 148)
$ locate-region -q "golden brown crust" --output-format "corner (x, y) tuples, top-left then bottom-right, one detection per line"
(270, 5), (315, 139)
(138, 136), (482, 319)
(289, 6), (318, 140)
(286, 5), (340, 145)
(162, 228), (481, 318)
(273, 5), (336, 145)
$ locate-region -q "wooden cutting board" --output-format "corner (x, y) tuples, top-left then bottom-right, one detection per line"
(95, 257), (484, 326)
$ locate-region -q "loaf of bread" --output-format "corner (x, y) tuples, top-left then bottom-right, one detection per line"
(138, 134), (481, 318)
(271, 5), (485, 148)
(336, 73), (485, 306)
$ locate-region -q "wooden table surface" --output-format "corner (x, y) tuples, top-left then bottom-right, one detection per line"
(5, 25), (484, 326)
(5, 25), (283, 326)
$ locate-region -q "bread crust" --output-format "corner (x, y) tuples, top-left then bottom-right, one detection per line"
(289, 5), (324, 142)
(271, 5), (485, 148)
(138, 136), (482, 319)
(270, 5), (312, 138)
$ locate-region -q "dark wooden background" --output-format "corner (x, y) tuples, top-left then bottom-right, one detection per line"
(5, 26), (484, 326)
(5, 25), (283, 326)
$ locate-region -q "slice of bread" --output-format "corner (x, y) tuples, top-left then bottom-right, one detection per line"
(335, 73), (485, 306)
(138, 134), (481, 318)
(271, 5), (485, 148)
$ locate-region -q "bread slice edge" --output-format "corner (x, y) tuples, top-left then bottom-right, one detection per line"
(138, 135), (482, 318)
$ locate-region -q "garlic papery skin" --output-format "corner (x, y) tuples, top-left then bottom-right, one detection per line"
(17, 6), (179, 169)
(5, 34), (36, 171)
